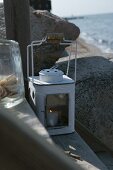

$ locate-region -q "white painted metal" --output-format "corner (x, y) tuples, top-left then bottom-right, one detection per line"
(28, 74), (75, 135)
(27, 39), (77, 82)
(39, 69), (63, 83)
(27, 37), (77, 135)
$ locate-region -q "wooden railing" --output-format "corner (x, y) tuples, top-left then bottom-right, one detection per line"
(0, 100), (84, 170)
(0, 99), (108, 170)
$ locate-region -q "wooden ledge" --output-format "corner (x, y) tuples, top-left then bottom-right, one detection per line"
(0, 99), (108, 170)
(52, 132), (108, 169)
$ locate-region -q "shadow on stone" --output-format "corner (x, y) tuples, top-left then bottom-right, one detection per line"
(58, 55), (113, 151)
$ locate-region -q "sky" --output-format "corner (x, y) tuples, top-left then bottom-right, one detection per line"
(0, 0), (113, 17)
(51, 0), (113, 17)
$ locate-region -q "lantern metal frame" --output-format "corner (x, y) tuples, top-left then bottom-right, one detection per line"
(27, 34), (77, 135)
(27, 34), (77, 81)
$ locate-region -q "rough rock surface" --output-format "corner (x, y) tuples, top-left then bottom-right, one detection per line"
(76, 55), (113, 150)
(30, 8), (80, 41)
(57, 43), (113, 151)
(0, 4), (80, 74)
(30, 8), (80, 73)
(0, 4), (80, 41)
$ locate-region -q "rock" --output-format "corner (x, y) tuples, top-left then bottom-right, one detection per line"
(75, 56), (113, 150)
(30, 9), (80, 41)
(0, 4), (80, 74)
(57, 54), (113, 151)
(33, 39), (69, 74)
(30, 8), (80, 73)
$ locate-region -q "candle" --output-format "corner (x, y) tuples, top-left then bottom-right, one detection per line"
(47, 110), (58, 127)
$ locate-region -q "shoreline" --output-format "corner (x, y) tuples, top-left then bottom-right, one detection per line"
(76, 36), (113, 58)
(77, 36), (113, 58)
(57, 36), (113, 64)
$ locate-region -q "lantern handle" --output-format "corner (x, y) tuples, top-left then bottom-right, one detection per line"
(27, 39), (45, 82)
(27, 37), (77, 83)
(61, 40), (77, 83)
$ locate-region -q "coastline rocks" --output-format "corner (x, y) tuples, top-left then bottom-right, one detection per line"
(30, 8), (80, 73)
(0, 4), (80, 74)
(30, 9), (80, 41)
(75, 56), (113, 149)
(0, 5), (80, 42)
(33, 42), (70, 74)
(57, 54), (113, 151)
(0, 3), (80, 73)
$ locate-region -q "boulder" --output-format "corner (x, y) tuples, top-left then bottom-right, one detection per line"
(57, 54), (113, 151)
(30, 8), (80, 73)
(30, 9), (80, 41)
(75, 56), (113, 150)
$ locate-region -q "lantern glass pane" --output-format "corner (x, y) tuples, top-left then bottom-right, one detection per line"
(45, 94), (69, 128)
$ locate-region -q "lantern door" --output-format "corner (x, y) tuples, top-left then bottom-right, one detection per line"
(45, 93), (69, 128)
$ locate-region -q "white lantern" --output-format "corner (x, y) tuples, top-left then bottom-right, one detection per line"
(27, 34), (77, 135)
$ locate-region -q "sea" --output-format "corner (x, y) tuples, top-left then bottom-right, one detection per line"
(69, 13), (113, 53)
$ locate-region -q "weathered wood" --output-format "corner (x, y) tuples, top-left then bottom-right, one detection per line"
(0, 100), (82, 170)
(4, 0), (31, 97)
(10, 99), (51, 140)
(52, 132), (108, 170)
(3, 0), (15, 39)
(0, 100), (108, 169)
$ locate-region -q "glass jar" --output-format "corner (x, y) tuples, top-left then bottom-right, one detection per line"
(0, 39), (25, 108)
